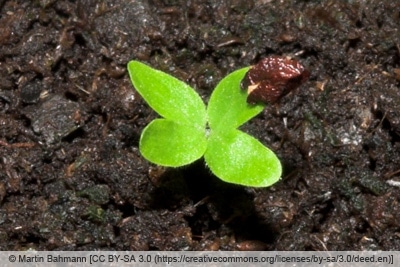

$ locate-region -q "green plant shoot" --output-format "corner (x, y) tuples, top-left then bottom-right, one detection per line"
(127, 61), (282, 187)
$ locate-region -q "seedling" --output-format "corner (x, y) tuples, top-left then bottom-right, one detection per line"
(127, 60), (282, 187)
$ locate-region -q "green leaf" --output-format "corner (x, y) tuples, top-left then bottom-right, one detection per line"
(127, 61), (207, 127)
(207, 67), (264, 131)
(204, 129), (281, 187)
(140, 119), (207, 167)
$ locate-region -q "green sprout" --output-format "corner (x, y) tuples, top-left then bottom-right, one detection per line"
(127, 61), (281, 187)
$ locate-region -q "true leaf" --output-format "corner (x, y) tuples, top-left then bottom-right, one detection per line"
(204, 129), (281, 187)
(140, 119), (207, 167)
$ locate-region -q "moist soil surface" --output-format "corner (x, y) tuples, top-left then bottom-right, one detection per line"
(1, 0), (400, 250)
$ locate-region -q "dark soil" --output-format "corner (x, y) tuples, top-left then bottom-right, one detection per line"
(1, 0), (400, 251)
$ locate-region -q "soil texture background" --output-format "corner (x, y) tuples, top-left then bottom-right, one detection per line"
(1, 0), (400, 250)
